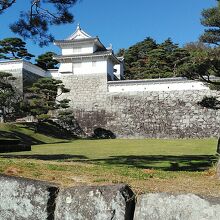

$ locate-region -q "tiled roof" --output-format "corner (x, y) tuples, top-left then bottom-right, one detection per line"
(54, 50), (121, 64)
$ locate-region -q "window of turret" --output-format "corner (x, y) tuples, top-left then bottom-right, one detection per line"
(73, 47), (82, 54)
(74, 63), (81, 68)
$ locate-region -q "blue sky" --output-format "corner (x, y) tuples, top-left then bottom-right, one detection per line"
(0, 0), (217, 59)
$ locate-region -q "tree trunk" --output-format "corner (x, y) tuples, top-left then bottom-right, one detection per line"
(217, 137), (220, 154)
(217, 158), (220, 178)
(216, 137), (220, 178)
(0, 108), (6, 123)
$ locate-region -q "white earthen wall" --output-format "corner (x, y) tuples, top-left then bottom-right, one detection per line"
(0, 61), (23, 71)
(23, 62), (47, 77)
(62, 44), (95, 55)
(108, 81), (209, 92)
(107, 59), (115, 79)
(58, 60), (108, 75)
(114, 63), (124, 79)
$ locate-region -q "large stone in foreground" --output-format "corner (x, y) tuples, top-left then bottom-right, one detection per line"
(0, 175), (59, 220)
(134, 193), (220, 220)
(55, 184), (135, 220)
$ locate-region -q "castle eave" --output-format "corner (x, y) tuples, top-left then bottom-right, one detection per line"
(54, 52), (120, 64)
(54, 37), (105, 49)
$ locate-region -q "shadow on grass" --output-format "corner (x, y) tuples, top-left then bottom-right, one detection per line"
(0, 154), (217, 172)
(22, 122), (76, 140)
(0, 130), (44, 145)
(88, 155), (217, 172)
(0, 121), (77, 145)
(0, 154), (88, 161)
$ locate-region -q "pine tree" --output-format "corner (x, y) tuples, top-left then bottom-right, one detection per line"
(0, 0), (78, 46)
(123, 37), (157, 79)
(122, 37), (187, 79)
(0, 38), (34, 60)
(200, 0), (220, 46)
(0, 71), (22, 122)
(177, 0), (220, 85)
(24, 78), (70, 120)
(35, 52), (58, 70)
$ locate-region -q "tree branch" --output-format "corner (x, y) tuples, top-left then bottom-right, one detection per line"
(37, 5), (58, 19)
(0, 0), (16, 13)
(199, 74), (220, 85)
(30, 0), (58, 23)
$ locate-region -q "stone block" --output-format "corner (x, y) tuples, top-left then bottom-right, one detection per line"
(55, 184), (135, 220)
(134, 193), (220, 220)
(0, 175), (59, 220)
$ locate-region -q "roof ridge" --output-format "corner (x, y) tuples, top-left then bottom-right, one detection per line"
(66, 24), (92, 40)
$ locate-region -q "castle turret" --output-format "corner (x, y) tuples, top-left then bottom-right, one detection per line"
(53, 25), (122, 80)
(53, 25), (122, 110)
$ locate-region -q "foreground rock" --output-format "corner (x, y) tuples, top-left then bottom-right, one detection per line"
(0, 175), (58, 220)
(55, 184), (135, 220)
(134, 193), (220, 220)
(0, 175), (135, 220)
(4, 174), (220, 220)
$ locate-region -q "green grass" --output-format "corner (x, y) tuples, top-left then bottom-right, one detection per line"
(0, 123), (219, 196)
(1, 138), (217, 171)
(0, 122), (70, 144)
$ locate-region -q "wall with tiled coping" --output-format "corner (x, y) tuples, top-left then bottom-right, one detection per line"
(59, 74), (220, 138)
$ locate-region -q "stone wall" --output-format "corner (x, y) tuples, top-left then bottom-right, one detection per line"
(57, 73), (220, 138)
(104, 90), (220, 138)
(3, 61), (219, 138)
(23, 69), (42, 89)
(70, 89), (220, 138)
(1, 175), (220, 220)
(58, 73), (107, 110)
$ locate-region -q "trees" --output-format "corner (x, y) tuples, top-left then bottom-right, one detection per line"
(0, 0), (78, 46)
(176, 0), (220, 86)
(176, 1), (220, 113)
(23, 77), (70, 120)
(122, 37), (188, 80)
(0, 71), (22, 122)
(0, 0), (16, 13)
(177, 44), (220, 85)
(200, 0), (220, 46)
(35, 52), (58, 70)
(199, 0), (220, 86)
(198, 0), (220, 161)
(145, 39), (189, 79)
(0, 37), (34, 60)
(123, 37), (157, 79)
(0, 71), (70, 123)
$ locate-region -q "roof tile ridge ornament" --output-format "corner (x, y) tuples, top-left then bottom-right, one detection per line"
(107, 43), (113, 51)
(66, 23), (92, 40)
(77, 23), (81, 30)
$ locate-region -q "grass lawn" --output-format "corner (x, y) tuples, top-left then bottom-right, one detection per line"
(0, 122), (72, 144)
(0, 135), (220, 197)
(1, 139), (217, 170)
